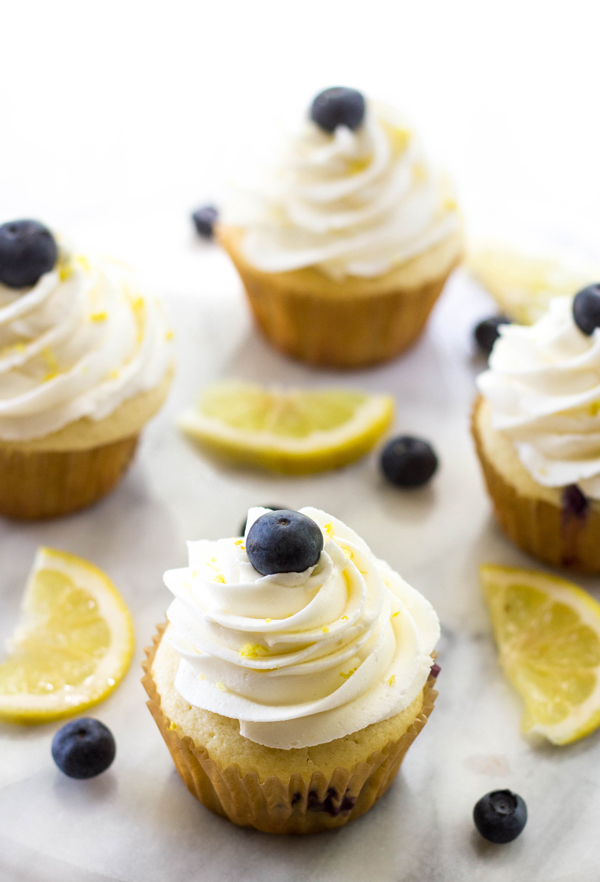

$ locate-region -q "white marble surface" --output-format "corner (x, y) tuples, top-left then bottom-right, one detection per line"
(1, 216), (600, 882)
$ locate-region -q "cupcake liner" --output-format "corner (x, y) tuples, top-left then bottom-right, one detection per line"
(142, 623), (438, 835)
(0, 434), (139, 520)
(219, 226), (459, 368)
(472, 400), (600, 573)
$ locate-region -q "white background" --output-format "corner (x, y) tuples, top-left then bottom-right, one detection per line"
(2, 0), (600, 237)
(2, 3), (600, 882)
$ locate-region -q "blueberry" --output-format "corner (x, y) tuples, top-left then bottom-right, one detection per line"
(246, 510), (323, 575)
(562, 484), (589, 519)
(240, 505), (290, 537)
(51, 718), (116, 779)
(381, 435), (438, 488)
(310, 87), (366, 134)
(0, 220), (58, 289)
(474, 315), (511, 356)
(573, 284), (600, 335)
(192, 205), (218, 240)
(473, 790), (527, 844)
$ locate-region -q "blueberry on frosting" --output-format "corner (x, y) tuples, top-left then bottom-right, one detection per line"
(246, 509), (323, 575)
(310, 87), (366, 133)
(573, 284), (600, 335)
(474, 315), (511, 356)
(0, 220), (58, 289)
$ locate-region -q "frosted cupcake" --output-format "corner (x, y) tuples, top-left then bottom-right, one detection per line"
(0, 220), (174, 519)
(143, 507), (440, 834)
(219, 86), (463, 368)
(473, 285), (600, 572)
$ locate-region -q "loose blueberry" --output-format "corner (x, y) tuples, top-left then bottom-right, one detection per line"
(474, 315), (511, 356)
(192, 205), (218, 240)
(0, 220), (58, 289)
(573, 284), (600, 335)
(246, 510), (323, 576)
(562, 484), (589, 519)
(310, 87), (366, 134)
(51, 718), (116, 779)
(381, 436), (438, 488)
(473, 790), (527, 844)
(240, 505), (290, 537)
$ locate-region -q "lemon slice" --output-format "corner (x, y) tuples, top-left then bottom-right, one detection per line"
(467, 242), (599, 324)
(480, 564), (600, 745)
(0, 548), (135, 724)
(178, 382), (394, 475)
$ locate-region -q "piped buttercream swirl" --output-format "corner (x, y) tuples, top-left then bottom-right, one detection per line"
(225, 100), (460, 280)
(0, 253), (173, 441)
(164, 507), (439, 749)
(478, 295), (600, 499)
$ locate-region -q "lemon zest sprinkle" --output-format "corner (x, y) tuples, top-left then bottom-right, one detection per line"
(75, 254), (90, 272)
(168, 720), (177, 730)
(58, 261), (73, 281)
(191, 569), (198, 578)
(265, 618), (272, 623)
(347, 156), (371, 175)
(340, 667), (357, 680)
(322, 626), (329, 634)
(341, 615), (348, 621)
(213, 574), (225, 584)
(388, 675), (396, 686)
(392, 611), (400, 618)
(239, 643), (271, 658)
(323, 522), (334, 537)
(215, 681), (226, 691)
(90, 311), (108, 322)
(165, 330), (175, 341)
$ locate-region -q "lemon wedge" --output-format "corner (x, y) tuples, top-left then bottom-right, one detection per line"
(0, 548), (135, 724)
(467, 242), (599, 324)
(480, 564), (600, 745)
(178, 382), (394, 475)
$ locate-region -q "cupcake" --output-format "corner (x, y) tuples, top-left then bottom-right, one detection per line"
(143, 507), (440, 834)
(473, 286), (600, 572)
(219, 86), (463, 368)
(0, 220), (174, 519)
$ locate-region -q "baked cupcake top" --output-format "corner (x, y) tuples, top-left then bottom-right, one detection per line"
(477, 292), (600, 498)
(0, 220), (173, 442)
(164, 506), (439, 749)
(224, 87), (460, 280)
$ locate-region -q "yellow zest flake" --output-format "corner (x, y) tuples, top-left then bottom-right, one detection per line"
(58, 260), (74, 282)
(341, 615), (348, 621)
(198, 672), (206, 680)
(215, 681), (226, 691)
(191, 569), (198, 578)
(234, 539), (246, 549)
(340, 667), (357, 680)
(341, 545), (354, 560)
(347, 156), (371, 176)
(239, 643), (271, 659)
(588, 401), (600, 417)
(131, 295), (145, 312)
(165, 330), (175, 341)
(388, 675), (396, 686)
(42, 348), (60, 382)
(322, 626), (329, 634)
(383, 123), (411, 156)
(323, 522), (334, 537)
(75, 254), (90, 273)
(168, 720), (177, 730)
(413, 162), (428, 182)
(392, 611), (400, 618)
(265, 618), (272, 624)
(213, 574), (225, 584)
(90, 311), (108, 322)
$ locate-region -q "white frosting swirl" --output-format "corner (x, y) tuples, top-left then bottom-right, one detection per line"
(226, 100), (460, 280)
(478, 296), (600, 499)
(0, 254), (173, 441)
(164, 507), (439, 749)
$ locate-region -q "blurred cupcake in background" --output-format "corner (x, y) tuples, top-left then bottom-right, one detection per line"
(472, 285), (600, 572)
(219, 87), (463, 368)
(0, 220), (174, 519)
